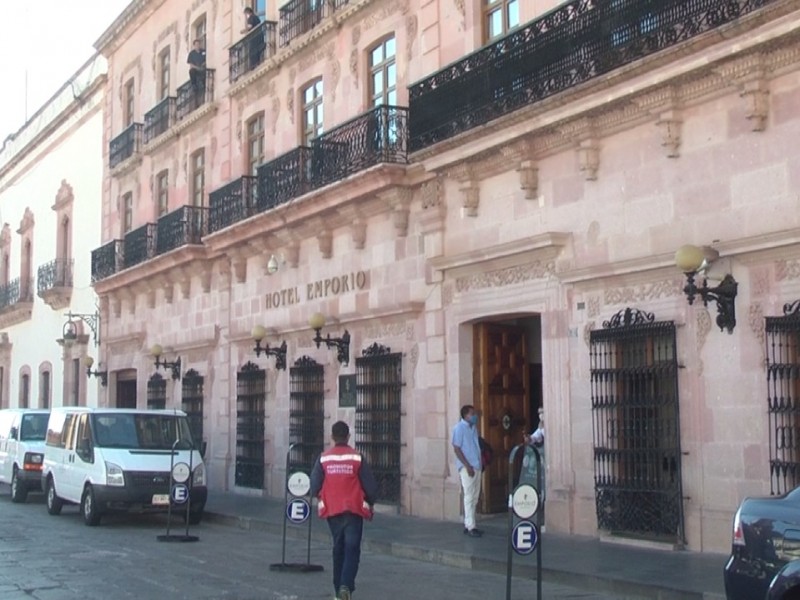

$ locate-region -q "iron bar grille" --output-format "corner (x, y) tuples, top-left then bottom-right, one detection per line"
(230, 21), (277, 83)
(37, 258), (74, 295)
(0, 278), (21, 309)
(289, 357), (324, 474)
(147, 373), (167, 410)
(766, 300), (800, 495)
(408, 0), (774, 152)
(122, 223), (157, 269)
(279, 0), (332, 47)
(156, 205), (208, 255)
(176, 69), (215, 121)
(355, 343), (403, 504)
(208, 176), (258, 233)
(182, 369), (204, 446)
(109, 123), (143, 168)
(257, 146), (312, 211)
(144, 96), (176, 143)
(236, 362), (266, 489)
(589, 307), (684, 542)
(310, 105), (408, 188)
(91, 240), (123, 282)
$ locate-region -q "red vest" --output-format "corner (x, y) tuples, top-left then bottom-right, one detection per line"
(317, 445), (373, 520)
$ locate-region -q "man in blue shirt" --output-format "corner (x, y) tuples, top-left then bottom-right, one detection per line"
(452, 404), (483, 537)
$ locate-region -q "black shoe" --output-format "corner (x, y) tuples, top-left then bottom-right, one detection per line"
(466, 528), (483, 537)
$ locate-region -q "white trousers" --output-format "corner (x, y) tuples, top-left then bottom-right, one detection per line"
(459, 467), (482, 530)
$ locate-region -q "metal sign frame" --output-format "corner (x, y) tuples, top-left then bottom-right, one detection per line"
(506, 443), (542, 600)
(157, 435), (199, 543)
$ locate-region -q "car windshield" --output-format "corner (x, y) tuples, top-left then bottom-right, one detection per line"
(91, 413), (194, 450)
(20, 413), (48, 441)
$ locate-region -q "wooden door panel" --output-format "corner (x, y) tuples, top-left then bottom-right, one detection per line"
(474, 323), (529, 513)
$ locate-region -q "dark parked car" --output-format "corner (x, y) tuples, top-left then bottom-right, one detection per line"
(724, 487), (800, 600)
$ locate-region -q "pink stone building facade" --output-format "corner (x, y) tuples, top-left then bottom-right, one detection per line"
(92, 0), (800, 553)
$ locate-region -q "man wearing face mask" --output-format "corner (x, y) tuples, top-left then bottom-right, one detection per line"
(452, 404), (483, 537)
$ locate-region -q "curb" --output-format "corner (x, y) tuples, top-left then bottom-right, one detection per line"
(205, 511), (709, 600)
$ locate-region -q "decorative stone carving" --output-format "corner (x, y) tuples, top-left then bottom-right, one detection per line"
(656, 110), (683, 158)
(383, 188), (413, 237)
(270, 97), (281, 134)
(517, 161), (538, 200)
(695, 308), (712, 376)
(587, 296), (600, 318)
(776, 259), (800, 281)
(447, 163), (480, 217)
(405, 15), (418, 62)
(328, 59), (341, 101)
(740, 75), (770, 132)
(53, 180), (74, 210)
(350, 49), (359, 89)
(603, 278), (683, 305)
(364, 322), (414, 340)
(351, 219), (367, 250)
(583, 321), (595, 348)
(421, 178), (442, 209)
(442, 283), (454, 305)
(317, 230), (333, 259)
(455, 261), (555, 293)
(17, 208), (35, 234)
(577, 139), (600, 181)
(748, 303), (766, 362)
(287, 88), (295, 125)
(410, 343), (419, 367)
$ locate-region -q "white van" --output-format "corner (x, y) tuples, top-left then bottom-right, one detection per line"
(41, 407), (207, 526)
(0, 408), (49, 502)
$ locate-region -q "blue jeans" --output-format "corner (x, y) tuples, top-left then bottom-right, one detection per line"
(327, 512), (364, 593)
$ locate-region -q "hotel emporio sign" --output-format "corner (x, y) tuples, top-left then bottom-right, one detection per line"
(265, 271), (369, 309)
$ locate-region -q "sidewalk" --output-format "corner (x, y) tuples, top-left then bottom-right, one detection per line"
(204, 492), (728, 600)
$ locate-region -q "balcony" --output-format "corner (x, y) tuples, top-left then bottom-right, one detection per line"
(310, 105), (408, 188)
(208, 176), (258, 234)
(37, 258), (74, 310)
(257, 147), (312, 212)
(123, 223), (157, 269)
(0, 277), (34, 327)
(279, 0), (333, 46)
(408, 0), (773, 152)
(176, 69), (215, 122)
(230, 21), (278, 83)
(91, 240), (123, 282)
(109, 123), (143, 168)
(144, 96), (176, 144)
(156, 205), (208, 255)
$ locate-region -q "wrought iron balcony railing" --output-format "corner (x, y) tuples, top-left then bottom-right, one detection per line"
(257, 147), (312, 212)
(37, 258), (74, 295)
(408, 0), (773, 152)
(208, 176), (258, 234)
(156, 205), (209, 255)
(176, 69), (215, 121)
(144, 96), (176, 143)
(123, 223), (157, 269)
(0, 277), (34, 309)
(109, 123), (143, 168)
(279, 0), (334, 47)
(230, 21), (278, 83)
(310, 105), (408, 188)
(91, 240), (124, 282)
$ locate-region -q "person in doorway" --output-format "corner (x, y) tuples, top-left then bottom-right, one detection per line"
(523, 408), (546, 529)
(310, 421), (378, 600)
(187, 39), (206, 102)
(452, 404), (483, 537)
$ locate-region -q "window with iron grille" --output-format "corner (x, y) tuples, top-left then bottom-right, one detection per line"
(355, 343), (403, 504)
(302, 79), (323, 146)
(236, 361), (266, 489)
(147, 373), (167, 410)
(182, 369), (204, 447)
(590, 307), (684, 542)
(289, 356), (324, 474)
(766, 299), (800, 495)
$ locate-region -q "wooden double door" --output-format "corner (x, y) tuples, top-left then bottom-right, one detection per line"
(473, 323), (530, 514)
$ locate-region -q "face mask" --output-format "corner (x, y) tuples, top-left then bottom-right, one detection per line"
(469, 415), (478, 425)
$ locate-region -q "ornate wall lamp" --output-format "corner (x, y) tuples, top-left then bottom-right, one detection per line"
(308, 312), (350, 366)
(62, 311), (100, 346)
(149, 344), (182, 380)
(674, 244), (738, 334)
(84, 356), (107, 387)
(251, 325), (287, 370)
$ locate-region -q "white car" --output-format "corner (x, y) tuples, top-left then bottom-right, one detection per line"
(0, 409), (49, 503)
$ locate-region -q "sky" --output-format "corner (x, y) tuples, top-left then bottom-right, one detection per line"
(0, 0), (132, 142)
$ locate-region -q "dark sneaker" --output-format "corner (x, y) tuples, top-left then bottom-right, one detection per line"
(466, 528), (483, 537)
(339, 585), (351, 600)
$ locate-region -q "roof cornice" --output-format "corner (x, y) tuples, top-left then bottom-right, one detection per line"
(94, 0), (166, 56)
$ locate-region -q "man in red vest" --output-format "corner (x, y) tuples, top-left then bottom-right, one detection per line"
(310, 421), (378, 600)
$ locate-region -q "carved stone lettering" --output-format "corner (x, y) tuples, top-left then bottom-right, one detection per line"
(603, 279), (683, 305)
(455, 262), (555, 293)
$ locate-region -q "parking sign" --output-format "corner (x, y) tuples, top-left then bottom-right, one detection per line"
(511, 520), (539, 556)
(286, 498), (310, 524)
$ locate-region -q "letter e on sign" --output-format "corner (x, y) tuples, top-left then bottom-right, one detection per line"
(511, 520), (538, 556)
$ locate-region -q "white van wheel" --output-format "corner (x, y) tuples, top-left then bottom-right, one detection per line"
(81, 485), (101, 526)
(46, 477), (63, 515)
(10, 467), (28, 503)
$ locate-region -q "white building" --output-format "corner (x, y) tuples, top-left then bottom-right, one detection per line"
(0, 54), (107, 408)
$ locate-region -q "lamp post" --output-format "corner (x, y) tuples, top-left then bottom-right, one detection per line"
(84, 356), (108, 387)
(675, 244), (738, 333)
(308, 312), (350, 365)
(62, 311), (100, 346)
(251, 325), (287, 370)
(150, 344), (182, 380)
